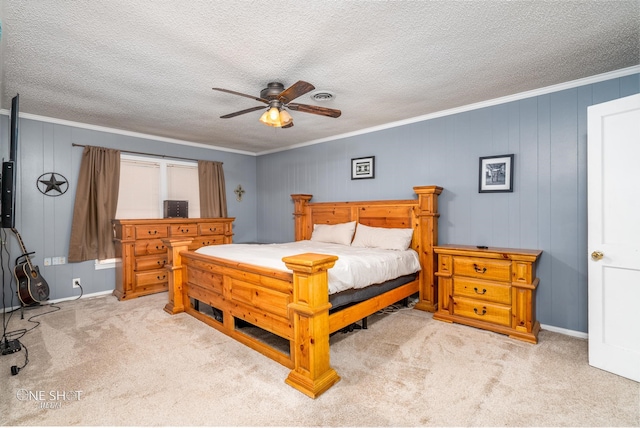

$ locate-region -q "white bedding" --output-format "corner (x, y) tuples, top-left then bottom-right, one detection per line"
(195, 240), (421, 295)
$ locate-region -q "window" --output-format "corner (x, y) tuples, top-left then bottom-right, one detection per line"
(98, 154), (201, 270)
(115, 154), (200, 219)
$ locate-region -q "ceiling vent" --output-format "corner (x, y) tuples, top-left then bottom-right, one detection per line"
(310, 91), (335, 102)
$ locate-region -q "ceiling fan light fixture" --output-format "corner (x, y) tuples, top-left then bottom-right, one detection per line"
(279, 109), (293, 126)
(258, 106), (293, 128)
(268, 106), (280, 121)
(259, 108), (280, 127)
(259, 110), (270, 125)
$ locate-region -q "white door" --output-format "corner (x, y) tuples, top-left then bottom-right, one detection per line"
(587, 93), (640, 382)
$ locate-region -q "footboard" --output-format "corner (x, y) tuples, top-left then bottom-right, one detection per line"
(163, 239), (340, 398)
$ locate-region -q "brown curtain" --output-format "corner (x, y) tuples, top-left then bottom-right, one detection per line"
(198, 160), (227, 218)
(68, 146), (120, 262)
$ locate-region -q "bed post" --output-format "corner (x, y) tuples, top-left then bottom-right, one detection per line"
(162, 238), (192, 315)
(413, 186), (443, 312)
(291, 194), (312, 241)
(282, 253), (340, 398)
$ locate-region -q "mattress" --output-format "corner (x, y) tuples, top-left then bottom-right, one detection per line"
(329, 273), (417, 311)
(195, 240), (421, 295)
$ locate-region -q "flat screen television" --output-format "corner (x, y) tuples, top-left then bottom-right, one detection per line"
(1, 94), (19, 228)
(9, 94), (19, 162)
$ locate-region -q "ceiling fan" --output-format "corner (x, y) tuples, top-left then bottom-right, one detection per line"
(212, 81), (341, 128)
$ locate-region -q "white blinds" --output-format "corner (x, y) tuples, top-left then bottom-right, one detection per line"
(115, 156), (200, 219)
(167, 163), (200, 218)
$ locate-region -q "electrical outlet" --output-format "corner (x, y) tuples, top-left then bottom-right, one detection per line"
(73, 278), (81, 289)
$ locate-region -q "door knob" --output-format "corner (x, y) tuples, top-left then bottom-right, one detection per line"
(591, 251), (604, 261)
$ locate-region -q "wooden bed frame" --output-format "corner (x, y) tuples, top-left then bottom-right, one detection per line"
(163, 185), (442, 398)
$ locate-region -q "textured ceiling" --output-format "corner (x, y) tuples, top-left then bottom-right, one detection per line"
(2, 1), (639, 154)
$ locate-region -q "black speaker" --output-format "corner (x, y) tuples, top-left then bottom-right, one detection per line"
(1, 161), (16, 229)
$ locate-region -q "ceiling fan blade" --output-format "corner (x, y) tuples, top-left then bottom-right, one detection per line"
(278, 81), (315, 104)
(287, 103), (341, 118)
(212, 87), (269, 104)
(220, 106), (266, 119)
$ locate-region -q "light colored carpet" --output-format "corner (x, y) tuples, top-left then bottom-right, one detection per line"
(1, 293), (638, 427)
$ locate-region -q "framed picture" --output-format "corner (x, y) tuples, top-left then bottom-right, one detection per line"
(479, 154), (514, 193)
(351, 156), (375, 180)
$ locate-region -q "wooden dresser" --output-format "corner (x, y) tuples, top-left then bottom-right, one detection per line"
(433, 244), (542, 343)
(113, 218), (234, 300)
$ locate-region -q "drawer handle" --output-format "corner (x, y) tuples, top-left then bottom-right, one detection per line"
(473, 264), (487, 274)
(148, 230), (158, 235)
(202, 241), (211, 246)
(180, 228), (189, 233)
(209, 227), (217, 232)
(473, 307), (487, 316)
(157, 260), (166, 266)
(155, 245), (165, 250)
(474, 287), (487, 295)
(157, 274), (166, 280)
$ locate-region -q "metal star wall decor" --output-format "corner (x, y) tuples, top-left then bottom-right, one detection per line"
(37, 172), (69, 196)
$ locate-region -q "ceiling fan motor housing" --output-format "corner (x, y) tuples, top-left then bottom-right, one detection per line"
(260, 82), (286, 100)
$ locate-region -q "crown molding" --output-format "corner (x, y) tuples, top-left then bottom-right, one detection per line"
(0, 110), (257, 156)
(257, 65), (640, 155)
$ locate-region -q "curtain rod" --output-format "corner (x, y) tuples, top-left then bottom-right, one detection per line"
(71, 143), (207, 163)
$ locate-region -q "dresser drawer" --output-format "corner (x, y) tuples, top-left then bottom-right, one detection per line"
(454, 277), (511, 305)
(169, 224), (198, 237)
(134, 239), (167, 256)
(135, 269), (169, 287)
(453, 297), (511, 327)
(135, 225), (168, 239)
(192, 236), (226, 248)
(453, 257), (511, 281)
(199, 222), (229, 236)
(135, 254), (168, 271)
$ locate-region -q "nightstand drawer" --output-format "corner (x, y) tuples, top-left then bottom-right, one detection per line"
(453, 297), (511, 327)
(454, 277), (511, 305)
(453, 257), (511, 281)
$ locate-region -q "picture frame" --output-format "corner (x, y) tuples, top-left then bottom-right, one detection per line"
(479, 154), (514, 193)
(351, 156), (375, 180)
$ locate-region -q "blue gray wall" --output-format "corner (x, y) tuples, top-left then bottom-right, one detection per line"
(0, 118), (257, 303)
(256, 73), (640, 333)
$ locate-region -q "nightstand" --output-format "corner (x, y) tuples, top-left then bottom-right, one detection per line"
(433, 244), (542, 343)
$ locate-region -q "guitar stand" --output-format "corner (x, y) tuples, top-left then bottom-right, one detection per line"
(15, 251), (40, 319)
(15, 252), (35, 268)
(17, 299), (45, 319)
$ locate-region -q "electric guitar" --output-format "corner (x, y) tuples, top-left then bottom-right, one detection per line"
(11, 228), (50, 305)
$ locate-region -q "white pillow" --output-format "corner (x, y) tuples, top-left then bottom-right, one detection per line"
(351, 223), (414, 251)
(310, 221), (356, 246)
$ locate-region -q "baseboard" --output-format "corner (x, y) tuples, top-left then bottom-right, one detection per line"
(1, 289), (115, 313)
(49, 289), (114, 304)
(540, 323), (588, 340)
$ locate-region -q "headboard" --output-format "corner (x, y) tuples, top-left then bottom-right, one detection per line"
(291, 185), (443, 312)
